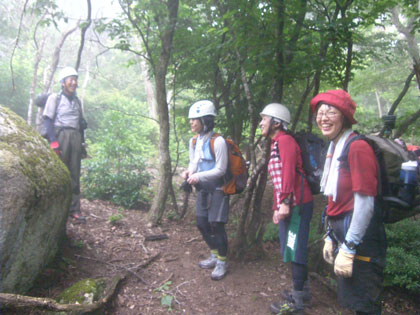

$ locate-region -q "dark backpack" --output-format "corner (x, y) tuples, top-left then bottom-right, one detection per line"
(292, 132), (326, 195)
(340, 134), (420, 223)
(36, 93), (62, 138)
(192, 133), (248, 195)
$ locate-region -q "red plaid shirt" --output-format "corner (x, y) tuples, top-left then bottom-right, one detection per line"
(268, 131), (313, 210)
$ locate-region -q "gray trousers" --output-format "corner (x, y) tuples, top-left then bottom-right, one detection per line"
(57, 128), (82, 214)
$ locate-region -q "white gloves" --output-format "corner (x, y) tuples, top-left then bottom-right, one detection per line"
(323, 239), (335, 265)
(334, 248), (355, 278)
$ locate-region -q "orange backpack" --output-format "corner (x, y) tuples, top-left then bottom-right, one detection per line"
(192, 133), (248, 195)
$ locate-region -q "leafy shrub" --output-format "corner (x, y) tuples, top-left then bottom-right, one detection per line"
(263, 222), (279, 242)
(81, 95), (155, 209)
(384, 219), (420, 294)
(82, 150), (151, 209)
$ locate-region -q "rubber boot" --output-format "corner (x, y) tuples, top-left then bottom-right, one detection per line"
(303, 280), (311, 304)
(281, 280), (311, 306)
(270, 290), (306, 314)
(199, 252), (217, 269)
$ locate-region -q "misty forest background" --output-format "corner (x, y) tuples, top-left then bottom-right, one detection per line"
(1, 0), (420, 297)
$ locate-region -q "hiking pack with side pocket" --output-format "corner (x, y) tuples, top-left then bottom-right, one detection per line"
(339, 134), (420, 223)
(292, 131), (327, 195)
(35, 92), (86, 139)
(192, 133), (248, 195)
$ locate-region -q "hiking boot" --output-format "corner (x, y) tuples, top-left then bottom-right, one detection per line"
(199, 253), (217, 269)
(270, 290), (306, 314)
(70, 212), (86, 223)
(211, 260), (227, 280)
(281, 280), (311, 306)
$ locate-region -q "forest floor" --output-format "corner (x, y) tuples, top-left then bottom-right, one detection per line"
(19, 197), (420, 315)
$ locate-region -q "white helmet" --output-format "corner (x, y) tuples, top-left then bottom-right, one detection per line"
(260, 103), (291, 124)
(58, 67), (78, 82)
(188, 100), (217, 119)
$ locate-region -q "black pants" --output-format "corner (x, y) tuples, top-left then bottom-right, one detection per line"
(328, 204), (386, 314)
(196, 217), (228, 256)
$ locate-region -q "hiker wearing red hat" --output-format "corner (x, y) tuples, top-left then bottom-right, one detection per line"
(311, 90), (386, 314)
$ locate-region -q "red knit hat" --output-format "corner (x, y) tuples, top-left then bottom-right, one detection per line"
(310, 89), (358, 124)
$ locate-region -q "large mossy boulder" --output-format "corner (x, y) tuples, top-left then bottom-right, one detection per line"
(0, 105), (72, 294)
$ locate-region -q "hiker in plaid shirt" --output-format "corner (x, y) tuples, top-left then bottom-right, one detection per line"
(260, 103), (313, 314)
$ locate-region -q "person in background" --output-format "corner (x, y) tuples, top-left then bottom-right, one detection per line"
(43, 66), (87, 223)
(310, 89), (386, 315)
(259, 103), (313, 314)
(182, 100), (230, 280)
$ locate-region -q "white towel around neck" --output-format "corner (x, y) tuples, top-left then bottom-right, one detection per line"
(320, 129), (353, 202)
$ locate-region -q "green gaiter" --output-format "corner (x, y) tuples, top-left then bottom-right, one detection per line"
(283, 205), (301, 263)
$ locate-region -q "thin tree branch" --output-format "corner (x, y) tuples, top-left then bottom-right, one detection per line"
(75, 0), (92, 71)
(10, 0), (29, 91)
(118, 0), (154, 69)
(379, 70), (415, 137)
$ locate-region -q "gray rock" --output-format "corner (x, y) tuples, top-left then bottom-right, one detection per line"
(0, 105), (72, 294)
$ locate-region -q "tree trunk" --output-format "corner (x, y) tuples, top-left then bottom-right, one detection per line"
(342, 38), (353, 91)
(308, 5), (340, 131)
(147, 0), (179, 225)
(140, 58), (158, 120)
(27, 38), (45, 126)
(394, 108), (420, 139)
(231, 140), (270, 259)
(75, 0), (92, 71)
(273, 0), (285, 102)
(291, 76), (314, 132)
(375, 90), (382, 118)
(391, 7), (420, 90)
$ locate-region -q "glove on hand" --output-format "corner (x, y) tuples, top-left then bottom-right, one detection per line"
(334, 248), (355, 278)
(50, 141), (61, 156)
(180, 180), (192, 193)
(323, 239), (335, 265)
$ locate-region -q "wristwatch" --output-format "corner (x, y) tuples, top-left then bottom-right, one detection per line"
(282, 197), (291, 205)
(344, 240), (357, 250)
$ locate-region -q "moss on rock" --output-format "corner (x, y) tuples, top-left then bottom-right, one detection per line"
(57, 278), (106, 305)
(0, 105), (72, 294)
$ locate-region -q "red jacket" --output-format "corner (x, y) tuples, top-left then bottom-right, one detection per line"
(268, 131), (313, 210)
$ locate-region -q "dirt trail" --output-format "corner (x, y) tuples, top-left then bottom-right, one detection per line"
(23, 199), (416, 314)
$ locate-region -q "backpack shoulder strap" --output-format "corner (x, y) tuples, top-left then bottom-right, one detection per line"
(192, 133), (221, 159)
(338, 133), (365, 165)
(209, 133), (221, 158)
(192, 134), (198, 149)
(338, 133), (385, 196)
(51, 92), (62, 122)
(74, 95), (84, 117)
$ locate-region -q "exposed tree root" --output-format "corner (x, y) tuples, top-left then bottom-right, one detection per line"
(0, 272), (124, 313)
(0, 252), (161, 313)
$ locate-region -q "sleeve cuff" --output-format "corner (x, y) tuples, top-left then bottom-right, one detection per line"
(279, 192), (292, 203)
(341, 242), (356, 255)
